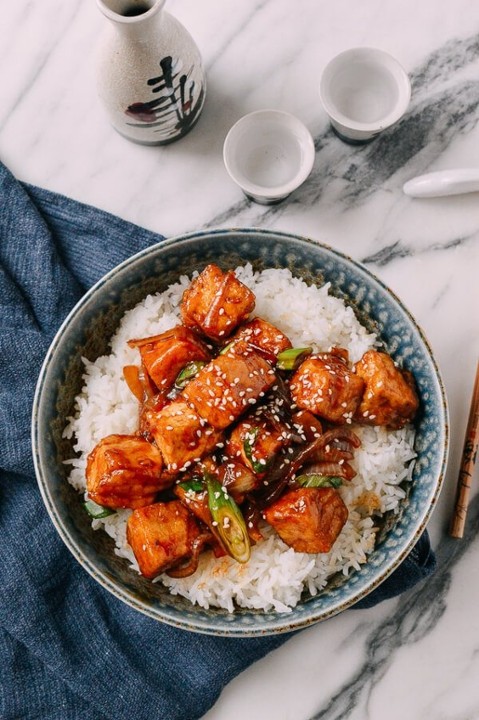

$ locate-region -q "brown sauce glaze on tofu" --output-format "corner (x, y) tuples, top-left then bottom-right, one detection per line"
(86, 434), (167, 509)
(128, 326), (210, 391)
(181, 342), (276, 430)
(229, 317), (292, 359)
(289, 409), (323, 442)
(180, 264), (255, 341)
(145, 398), (223, 474)
(290, 351), (365, 424)
(354, 349), (419, 429)
(263, 487), (348, 553)
(127, 501), (201, 579)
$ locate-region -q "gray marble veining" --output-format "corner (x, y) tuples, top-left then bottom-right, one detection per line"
(309, 494), (479, 719)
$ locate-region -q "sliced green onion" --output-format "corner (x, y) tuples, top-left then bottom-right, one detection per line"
(243, 426), (259, 467)
(296, 474), (343, 489)
(276, 346), (312, 371)
(176, 478), (205, 493)
(84, 499), (115, 519)
(206, 474), (251, 564)
(243, 427), (271, 475)
(174, 360), (206, 388)
(219, 341), (235, 355)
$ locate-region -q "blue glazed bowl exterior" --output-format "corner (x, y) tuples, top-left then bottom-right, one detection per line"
(32, 228), (449, 636)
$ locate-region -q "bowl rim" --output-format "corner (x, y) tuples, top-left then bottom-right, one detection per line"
(32, 227), (449, 636)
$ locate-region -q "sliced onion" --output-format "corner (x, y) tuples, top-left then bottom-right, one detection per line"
(287, 427), (361, 474)
(123, 365), (145, 402)
(309, 447), (354, 463)
(299, 460), (356, 481)
(218, 461), (259, 498)
(123, 363), (156, 402)
(165, 531), (212, 578)
(242, 501), (264, 543)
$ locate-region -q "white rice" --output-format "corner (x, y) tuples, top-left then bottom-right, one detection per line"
(63, 265), (416, 613)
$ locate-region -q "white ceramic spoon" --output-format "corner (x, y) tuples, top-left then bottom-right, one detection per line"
(403, 168), (479, 197)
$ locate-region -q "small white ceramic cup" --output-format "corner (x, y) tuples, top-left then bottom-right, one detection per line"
(223, 109), (315, 204)
(319, 47), (411, 144)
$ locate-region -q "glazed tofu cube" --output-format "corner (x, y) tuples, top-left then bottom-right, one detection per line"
(180, 264), (255, 340)
(230, 317), (292, 359)
(181, 344), (277, 429)
(127, 501), (201, 579)
(226, 409), (292, 476)
(354, 350), (419, 428)
(146, 398), (223, 473)
(289, 409), (323, 442)
(290, 352), (365, 424)
(86, 434), (167, 509)
(263, 487), (348, 553)
(128, 326), (210, 391)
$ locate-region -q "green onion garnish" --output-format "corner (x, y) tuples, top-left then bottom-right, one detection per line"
(84, 499), (115, 519)
(243, 427), (270, 474)
(219, 341), (235, 355)
(174, 360), (206, 388)
(206, 474), (251, 564)
(276, 347), (312, 371)
(176, 478), (205, 493)
(296, 475), (343, 489)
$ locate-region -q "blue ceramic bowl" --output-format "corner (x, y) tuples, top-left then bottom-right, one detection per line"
(32, 228), (448, 636)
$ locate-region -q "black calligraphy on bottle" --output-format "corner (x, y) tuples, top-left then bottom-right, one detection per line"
(124, 55), (204, 142)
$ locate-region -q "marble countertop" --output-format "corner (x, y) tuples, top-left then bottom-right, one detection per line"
(3, 1), (479, 718)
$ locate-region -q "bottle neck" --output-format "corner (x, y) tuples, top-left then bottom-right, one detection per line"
(97, 0), (166, 39)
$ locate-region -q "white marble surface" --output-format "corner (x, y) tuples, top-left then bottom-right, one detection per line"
(2, 1), (479, 718)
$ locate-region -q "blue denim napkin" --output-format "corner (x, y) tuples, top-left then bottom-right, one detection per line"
(0, 161), (436, 720)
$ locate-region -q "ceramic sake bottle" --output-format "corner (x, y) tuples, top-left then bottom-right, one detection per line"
(96, 0), (206, 145)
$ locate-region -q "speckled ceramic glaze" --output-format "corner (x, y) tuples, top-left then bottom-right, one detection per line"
(96, 0), (206, 145)
(32, 229), (448, 636)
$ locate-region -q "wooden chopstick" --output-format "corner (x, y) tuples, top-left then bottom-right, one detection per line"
(450, 359), (479, 538)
